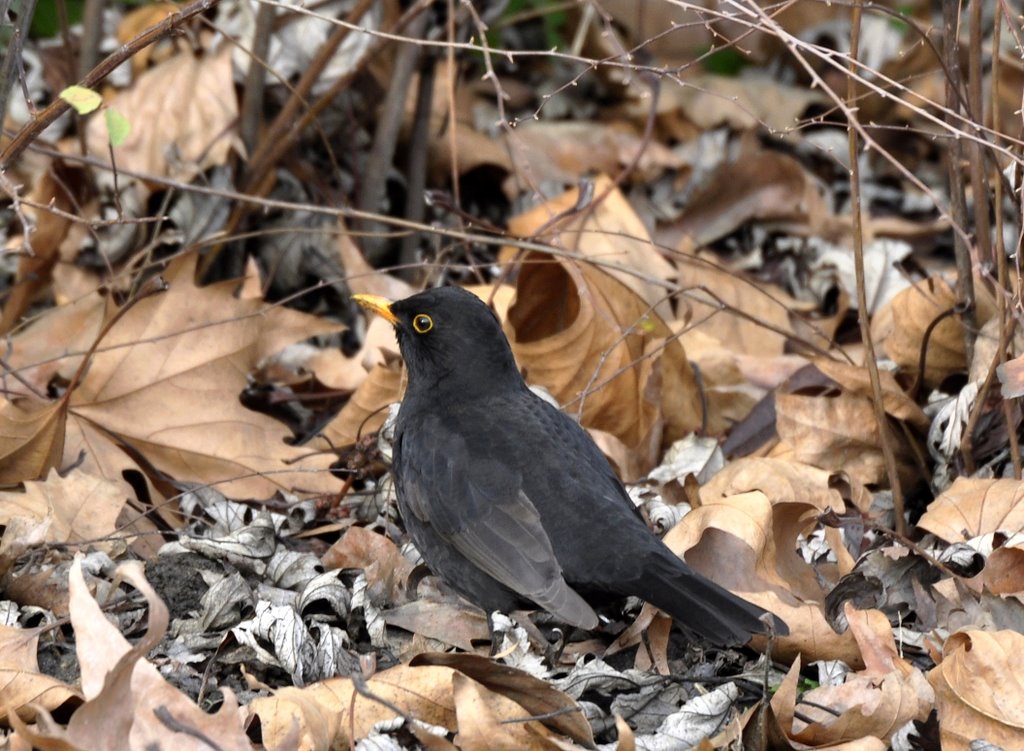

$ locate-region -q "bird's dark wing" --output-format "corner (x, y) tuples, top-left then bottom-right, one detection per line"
(395, 413), (598, 629)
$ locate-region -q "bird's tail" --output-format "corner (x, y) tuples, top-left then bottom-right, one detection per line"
(635, 555), (789, 645)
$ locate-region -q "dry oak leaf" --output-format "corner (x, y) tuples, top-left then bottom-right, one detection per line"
(813, 359), (929, 429)
(507, 174), (677, 321)
(676, 327), (809, 435)
(336, 219), (416, 301)
(246, 664), (458, 750)
(507, 254), (701, 474)
(0, 469), (125, 552)
(772, 387), (916, 488)
(917, 478), (1024, 600)
(10, 556), (252, 750)
(60, 252), (339, 500)
(872, 275), (996, 389)
(700, 456), (857, 573)
(85, 45), (239, 188)
(770, 618), (927, 749)
(322, 525), (414, 605)
(648, 72), (828, 134)
(0, 624), (81, 725)
(501, 121), (683, 188)
(411, 652), (594, 747)
(675, 150), (830, 247)
(773, 604), (932, 747)
(663, 490), (862, 665)
(384, 600), (491, 654)
(451, 672), (572, 750)
(322, 357), (404, 447)
(927, 630), (1024, 751)
(673, 249), (798, 358)
(0, 398), (66, 485)
(917, 477), (1024, 543)
(2, 288), (105, 397)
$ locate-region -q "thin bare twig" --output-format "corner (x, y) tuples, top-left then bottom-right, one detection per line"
(0, 0), (221, 171)
(846, 0), (905, 533)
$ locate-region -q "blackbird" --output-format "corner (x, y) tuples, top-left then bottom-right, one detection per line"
(353, 287), (787, 645)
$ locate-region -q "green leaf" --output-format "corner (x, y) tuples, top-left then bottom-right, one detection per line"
(60, 85), (102, 115)
(700, 47), (749, 77)
(104, 108), (131, 146)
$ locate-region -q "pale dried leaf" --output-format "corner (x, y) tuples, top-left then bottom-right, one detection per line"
(4, 291), (105, 397)
(663, 491), (861, 665)
(0, 625), (81, 724)
(246, 665), (458, 749)
(676, 151), (829, 246)
(0, 469), (125, 550)
(507, 255), (701, 472)
(674, 251), (796, 357)
(917, 478), (1024, 543)
(928, 630), (1024, 750)
(85, 48), (239, 184)
(66, 253), (337, 499)
(873, 276), (995, 389)
(0, 398), (67, 484)
(507, 175), (676, 320)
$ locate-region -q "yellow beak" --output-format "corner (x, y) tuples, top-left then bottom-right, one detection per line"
(352, 294), (399, 325)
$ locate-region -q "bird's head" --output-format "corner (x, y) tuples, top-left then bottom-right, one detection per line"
(353, 287), (523, 397)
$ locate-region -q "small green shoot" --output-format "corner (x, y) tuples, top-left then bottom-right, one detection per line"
(60, 85), (102, 115)
(59, 85), (131, 147)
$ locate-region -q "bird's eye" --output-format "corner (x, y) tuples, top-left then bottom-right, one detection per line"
(412, 314), (433, 334)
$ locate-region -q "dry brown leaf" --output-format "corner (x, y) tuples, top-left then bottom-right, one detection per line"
(0, 164), (90, 335)
(452, 673), (565, 750)
(322, 358), (404, 447)
(983, 547), (1024, 596)
(412, 653), (594, 747)
(813, 359), (929, 429)
(997, 351), (1024, 399)
(0, 398), (67, 484)
(663, 490), (861, 664)
(3, 289), (105, 397)
(0, 625), (81, 724)
(782, 605), (933, 746)
(322, 525), (414, 605)
(60, 415), (177, 545)
(507, 255), (701, 473)
(246, 664), (458, 749)
(873, 276), (996, 388)
(10, 557), (252, 750)
(62, 253), (338, 499)
(612, 714), (636, 751)
(508, 175), (677, 319)
(501, 121), (683, 188)
(772, 390), (913, 488)
(917, 477), (1024, 543)
(928, 630), (1024, 750)
(85, 47), (238, 185)
(384, 601), (491, 653)
(675, 327), (809, 433)
(701, 457), (853, 517)
(336, 220), (416, 301)
(0, 470), (125, 552)
(674, 251), (798, 358)
(675, 151), (829, 246)
(650, 73), (827, 135)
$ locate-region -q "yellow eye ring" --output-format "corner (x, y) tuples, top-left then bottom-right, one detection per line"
(412, 314), (433, 334)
